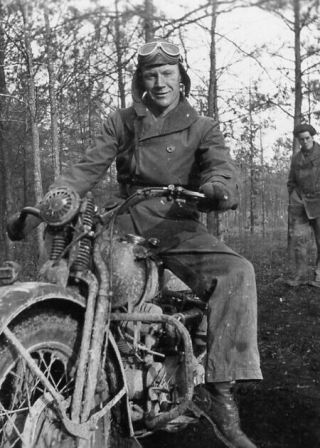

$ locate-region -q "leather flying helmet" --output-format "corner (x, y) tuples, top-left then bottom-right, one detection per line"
(132, 40), (191, 100)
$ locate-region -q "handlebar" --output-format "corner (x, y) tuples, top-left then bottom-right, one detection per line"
(132, 185), (207, 202)
(165, 185), (206, 200)
(112, 185), (208, 218)
(19, 207), (41, 220)
(17, 185), (210, 226)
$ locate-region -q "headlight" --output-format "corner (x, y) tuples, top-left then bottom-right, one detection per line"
(40, 187), (81, 226)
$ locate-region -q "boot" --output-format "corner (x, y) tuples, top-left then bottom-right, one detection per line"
(196, 382), (257, 448)
(284, 248), (308, 287)
(284, 273), (308, 287)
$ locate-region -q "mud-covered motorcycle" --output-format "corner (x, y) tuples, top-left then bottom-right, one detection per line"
(0, 185), (216, 448)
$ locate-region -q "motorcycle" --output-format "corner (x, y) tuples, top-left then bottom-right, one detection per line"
(0, 185), (215, 448)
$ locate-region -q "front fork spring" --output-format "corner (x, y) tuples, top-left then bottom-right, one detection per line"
(50, 231), (68, 260)
(73, 195), (95, 271)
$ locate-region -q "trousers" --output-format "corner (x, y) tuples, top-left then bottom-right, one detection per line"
(289, 191), (320, 275)
(161, 233), (262, 383)
(117, 203), (262, 383)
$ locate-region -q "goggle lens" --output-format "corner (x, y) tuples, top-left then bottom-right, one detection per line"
(138, 41), (180, 57)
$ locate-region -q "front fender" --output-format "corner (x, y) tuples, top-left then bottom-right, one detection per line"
(0, 281), (133, 435)
(0, 281), (86, 336)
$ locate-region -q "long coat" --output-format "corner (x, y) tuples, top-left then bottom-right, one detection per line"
(287, 142), (320, 219)
(53, 96), (239, 252)
(52, 98), (263, 384)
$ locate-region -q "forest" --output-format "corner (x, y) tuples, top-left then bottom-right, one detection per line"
(1, 0), (319, 263)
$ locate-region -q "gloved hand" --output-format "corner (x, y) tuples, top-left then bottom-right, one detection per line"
(7, 212), (26, 241)
(199, 182), (237, 212)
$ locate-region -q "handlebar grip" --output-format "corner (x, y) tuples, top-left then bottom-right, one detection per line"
(20, 207), (42, 219)
(7, 208), (42, 241)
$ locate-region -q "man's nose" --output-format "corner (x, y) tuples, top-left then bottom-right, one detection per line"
(155, 74), (165, 87)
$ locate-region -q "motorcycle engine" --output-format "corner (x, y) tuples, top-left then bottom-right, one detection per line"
(117, 301), (179, 422)
(116, 300), (205, 430)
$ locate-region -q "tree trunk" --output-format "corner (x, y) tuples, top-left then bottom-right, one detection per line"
(144, 0), (154, 42)
(288, 0), (302, 266)
(0, 0), (14, 261)
(206, 0), (222, 238)
(21, 3), (45, 259)
(260, 127), (266, 237)
(44, 7), (60, 179)
(293, 0), (302, 155)
(114, 0), (126, 108)
(249, 87), (255, 234)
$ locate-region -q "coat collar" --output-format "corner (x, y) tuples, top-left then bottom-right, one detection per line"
(300, 141), (320, 162)
(131, 95), (199, 140)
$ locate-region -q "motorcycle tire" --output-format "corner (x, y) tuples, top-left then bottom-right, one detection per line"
(0, 308), (126, 448)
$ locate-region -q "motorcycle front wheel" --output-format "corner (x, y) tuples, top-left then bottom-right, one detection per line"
(0, 308), (123, 448)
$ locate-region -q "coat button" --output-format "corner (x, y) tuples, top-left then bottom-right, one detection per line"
(166, 146), (175, 153)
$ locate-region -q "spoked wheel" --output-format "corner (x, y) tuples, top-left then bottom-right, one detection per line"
(0, 309), (114, 448)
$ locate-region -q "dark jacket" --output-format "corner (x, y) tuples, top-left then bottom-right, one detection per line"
(53, 96), (239, 251)
(287, 142), (320, 219)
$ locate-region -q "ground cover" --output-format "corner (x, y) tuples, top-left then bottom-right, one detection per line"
(144, 232), (320, 448)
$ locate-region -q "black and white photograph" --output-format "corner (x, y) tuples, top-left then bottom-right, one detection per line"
(0, 1), (319, 447)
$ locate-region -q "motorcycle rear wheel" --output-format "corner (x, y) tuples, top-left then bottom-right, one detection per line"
(0, 309), (123, 448)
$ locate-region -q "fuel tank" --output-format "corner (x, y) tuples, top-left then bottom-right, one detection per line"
(98, 232), (159, 308)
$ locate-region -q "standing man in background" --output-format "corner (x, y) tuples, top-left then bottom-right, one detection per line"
(286, 124), (320, 287)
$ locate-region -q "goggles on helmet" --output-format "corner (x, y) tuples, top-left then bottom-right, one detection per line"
(138, 41), (180, 58)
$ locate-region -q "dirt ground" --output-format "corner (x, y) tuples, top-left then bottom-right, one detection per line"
(143, 233), (320, 448)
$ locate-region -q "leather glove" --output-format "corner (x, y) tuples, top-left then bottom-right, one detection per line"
(7, 212), (26, 241)
(199, 182), (237, 212)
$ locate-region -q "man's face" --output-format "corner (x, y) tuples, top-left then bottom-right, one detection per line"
(141, 64), (181, 113)
(297, 131), (314, 151)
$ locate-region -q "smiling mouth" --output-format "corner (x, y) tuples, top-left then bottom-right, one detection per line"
(153, 91), (169, 97)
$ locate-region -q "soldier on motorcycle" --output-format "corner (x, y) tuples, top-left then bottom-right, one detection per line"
(8, 40), (262, 448)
